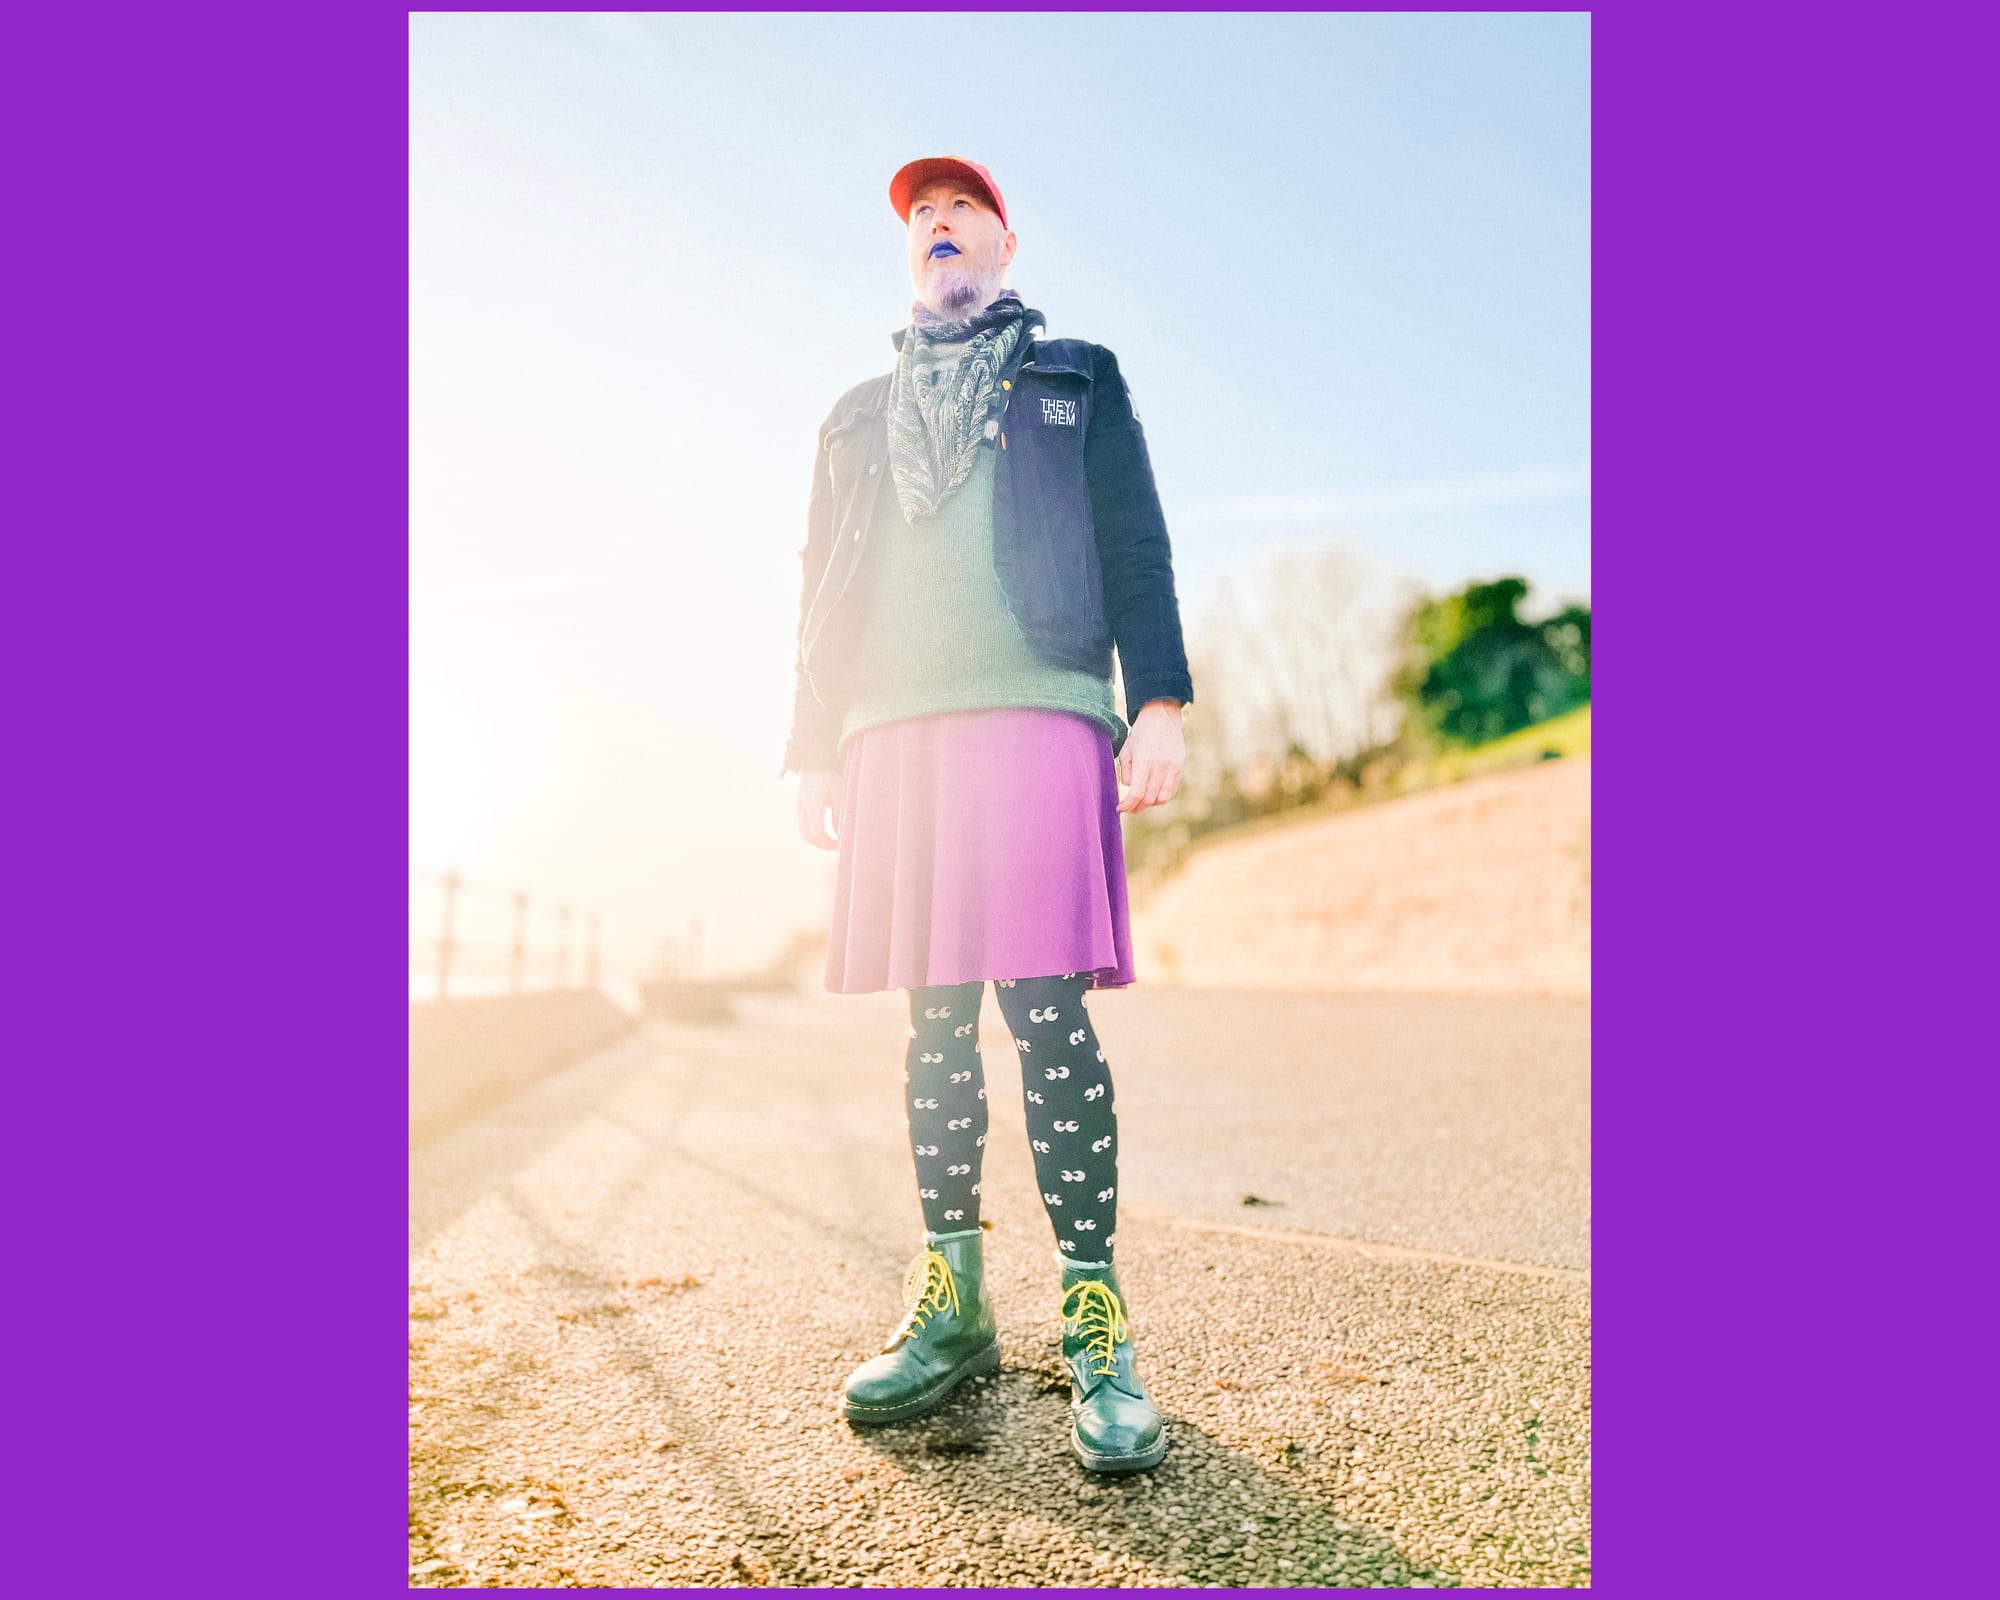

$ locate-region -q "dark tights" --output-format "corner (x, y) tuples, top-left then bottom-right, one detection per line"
(902, 972), (1119, 1265)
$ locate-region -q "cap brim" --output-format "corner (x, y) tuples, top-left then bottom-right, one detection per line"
(889, 157), (1003, 227)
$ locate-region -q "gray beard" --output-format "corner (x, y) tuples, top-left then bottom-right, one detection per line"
(926, 263), (994, 317)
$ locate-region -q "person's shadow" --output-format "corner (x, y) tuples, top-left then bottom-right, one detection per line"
(842, 1370), (1451, 1588)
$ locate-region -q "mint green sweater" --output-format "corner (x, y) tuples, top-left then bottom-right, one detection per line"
(834, 433), (1127, 762)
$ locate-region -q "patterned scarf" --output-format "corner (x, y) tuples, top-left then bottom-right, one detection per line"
(887, 289), (1036, 522)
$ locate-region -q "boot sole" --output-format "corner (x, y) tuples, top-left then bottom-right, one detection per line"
(839, 1337), (1002, 1426)
(1070, 1421), (1170, 1474)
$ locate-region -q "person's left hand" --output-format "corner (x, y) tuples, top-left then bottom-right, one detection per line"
(1116, 699), (1186, 813)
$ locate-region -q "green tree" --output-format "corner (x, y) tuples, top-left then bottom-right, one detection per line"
(1394, 578), (1590, 746)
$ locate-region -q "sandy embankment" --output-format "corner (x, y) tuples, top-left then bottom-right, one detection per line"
(1130, 755), (1591, 999)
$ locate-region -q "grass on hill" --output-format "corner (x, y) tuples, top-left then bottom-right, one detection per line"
(1417, 702), (1592, 785)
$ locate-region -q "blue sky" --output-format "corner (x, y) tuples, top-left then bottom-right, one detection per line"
(413, 11), (1588, 600)
(409, 11), (1590, 973)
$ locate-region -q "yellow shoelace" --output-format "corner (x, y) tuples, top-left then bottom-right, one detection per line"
(888, 1247), (960, 1347)
(1060, 1279), (1130, 1377)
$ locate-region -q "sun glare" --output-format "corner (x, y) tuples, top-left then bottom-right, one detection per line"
(408, 675), (495, 873)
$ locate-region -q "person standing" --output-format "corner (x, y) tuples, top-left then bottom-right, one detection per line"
(781, 156), (1194, 1474)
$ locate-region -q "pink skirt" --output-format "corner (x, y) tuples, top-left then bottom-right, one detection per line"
(825, 707), (1137, 994)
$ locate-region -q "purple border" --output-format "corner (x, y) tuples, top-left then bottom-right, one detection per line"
(12, 2), (414, 1593)
(18, 4), (1961, 1595)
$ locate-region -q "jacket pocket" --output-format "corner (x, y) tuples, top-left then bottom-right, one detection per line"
(806, 411), (882, 657)
(822, 412), (874, 508)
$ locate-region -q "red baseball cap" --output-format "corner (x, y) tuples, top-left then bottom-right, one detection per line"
(889, 156), (1009, 231)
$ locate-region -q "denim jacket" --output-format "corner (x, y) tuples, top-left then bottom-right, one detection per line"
(780, 320), (1195, 776)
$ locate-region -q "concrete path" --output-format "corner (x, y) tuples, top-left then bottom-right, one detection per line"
(409, 986), (1590, 1588)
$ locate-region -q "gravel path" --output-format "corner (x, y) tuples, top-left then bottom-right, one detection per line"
(410, 988), (1590, 1587)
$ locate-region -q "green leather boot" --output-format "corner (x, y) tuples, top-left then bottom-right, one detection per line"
(839, 1227), (1001, 1426)
(1056, 1251), (1169, 1472)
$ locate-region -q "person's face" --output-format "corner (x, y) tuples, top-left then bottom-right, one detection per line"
(906, 179), (1017, 318)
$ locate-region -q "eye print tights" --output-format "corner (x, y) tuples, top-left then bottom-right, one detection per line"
(901, 971), (1118, 1265)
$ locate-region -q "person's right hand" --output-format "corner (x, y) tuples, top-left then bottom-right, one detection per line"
(796, 768), (842, 850)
